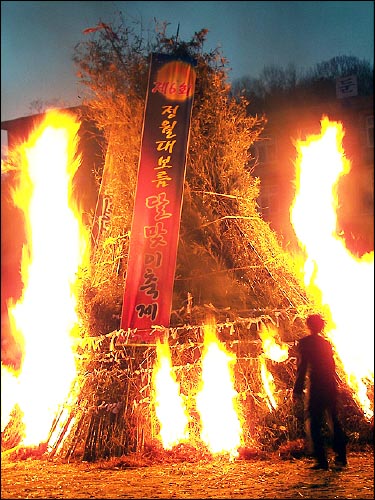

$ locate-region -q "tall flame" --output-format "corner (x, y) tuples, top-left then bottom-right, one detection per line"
(290, 116), (374, 419)
(152, 338), (190, 449)
(1, 110), (89, 446)
(196, 320), (243, 459)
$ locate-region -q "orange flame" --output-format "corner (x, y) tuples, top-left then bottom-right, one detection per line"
(1, 110), (89, 446)
(259, 322), (289, 410)
(152, 338), (190, 449)
(196, 320), (243, 459)
(259, 358), (277, 411)
(290, 116), (374, 419)
(259, 323), (289, 363)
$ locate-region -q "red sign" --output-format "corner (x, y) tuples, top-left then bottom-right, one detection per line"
(119, 53), (196, 342)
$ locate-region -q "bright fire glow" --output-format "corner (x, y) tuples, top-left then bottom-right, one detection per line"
(290, 116), (374, 419)
(259, 358), (277, 411)
(1, 110), (89, 446)
(196, 321), (243, 459)
(1, 365), (19, 432)
(152, 338), (190, 449)
(259, 322), (289, 410)
(259, 323), (289, 363)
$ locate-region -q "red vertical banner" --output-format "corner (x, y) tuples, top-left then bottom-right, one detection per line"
(119, 53), (197, 342)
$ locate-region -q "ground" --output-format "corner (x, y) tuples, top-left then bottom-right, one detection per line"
(1, 449), (373, 499)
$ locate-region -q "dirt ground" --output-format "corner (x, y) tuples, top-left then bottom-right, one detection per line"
(1, 449), (374, 499)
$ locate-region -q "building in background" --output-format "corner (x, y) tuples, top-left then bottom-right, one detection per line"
(251, 90), (374, 256)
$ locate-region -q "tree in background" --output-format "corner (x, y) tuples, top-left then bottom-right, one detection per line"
(231, 55), (373, 113)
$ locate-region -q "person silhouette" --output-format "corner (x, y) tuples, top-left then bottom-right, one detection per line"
(293, 313), (348, 470)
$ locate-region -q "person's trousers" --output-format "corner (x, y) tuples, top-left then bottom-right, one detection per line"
(308, 399), (347, 463)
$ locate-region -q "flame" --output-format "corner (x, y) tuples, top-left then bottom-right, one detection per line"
(290, 116), (374, 419)
(259, 323), (289, 363)
(152, 338), (190, 449)
(259, 358), (277, 411)
(259, 323), (289, 410)
(1, 110), (89, 446)
(196, 320), (243, 459)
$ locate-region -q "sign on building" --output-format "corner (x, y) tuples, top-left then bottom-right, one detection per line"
(336, 75), (358, 99)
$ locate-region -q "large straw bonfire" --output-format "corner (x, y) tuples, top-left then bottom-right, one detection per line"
(1, 19), (373, 463)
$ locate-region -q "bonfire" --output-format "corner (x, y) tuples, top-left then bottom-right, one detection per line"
(1, 26), (373, 463)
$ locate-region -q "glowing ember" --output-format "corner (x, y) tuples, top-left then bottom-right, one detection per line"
(259, 323), (289, 410)
(152, 338), (190, 449)
(1, 110), (89, 446)
(196, 320), (243, 459)
(290, 116), (374, 419)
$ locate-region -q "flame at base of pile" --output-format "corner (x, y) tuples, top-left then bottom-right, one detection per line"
(151, 320), (244, 460)
(1, 110), (89, 449)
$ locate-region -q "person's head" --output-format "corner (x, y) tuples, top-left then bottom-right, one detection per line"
(306, 313), (325, 334)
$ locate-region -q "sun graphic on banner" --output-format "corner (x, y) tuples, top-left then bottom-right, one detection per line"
(155, 61), (196, 101)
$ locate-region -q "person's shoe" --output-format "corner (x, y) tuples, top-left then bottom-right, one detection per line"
(310, 462), (329, 470)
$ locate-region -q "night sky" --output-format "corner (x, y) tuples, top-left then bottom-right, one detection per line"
(1, 1), (374, 122)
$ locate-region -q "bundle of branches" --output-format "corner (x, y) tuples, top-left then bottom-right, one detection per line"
(73, 17), (311, 337)
(37, 312), (370, 462)
(49, 17), (371, 461)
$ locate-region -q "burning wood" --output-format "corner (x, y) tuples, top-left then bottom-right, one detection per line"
(1, 111), (373, 463)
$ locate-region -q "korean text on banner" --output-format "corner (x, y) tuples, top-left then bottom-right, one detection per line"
(119, 53), (197, 343)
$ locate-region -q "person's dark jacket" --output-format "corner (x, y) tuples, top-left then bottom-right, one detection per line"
(293, 334), (338, 400)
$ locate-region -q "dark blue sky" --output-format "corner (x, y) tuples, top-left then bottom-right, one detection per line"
(1, 1), (374, 122)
